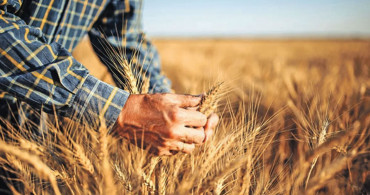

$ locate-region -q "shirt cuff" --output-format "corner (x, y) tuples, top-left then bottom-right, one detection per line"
(69, 75), (129, 129)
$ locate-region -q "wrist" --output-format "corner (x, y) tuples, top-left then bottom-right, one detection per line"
(113, 94), (141, 136)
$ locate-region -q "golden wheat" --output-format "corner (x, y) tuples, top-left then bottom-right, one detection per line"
(0, 39), (367, 194)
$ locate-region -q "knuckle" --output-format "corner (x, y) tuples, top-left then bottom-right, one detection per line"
(168, 107), (180, 122)
(166, 128), (178, 139)
(152, 93), (164, 102)
(143, 94), (152, 102)
(164, 130), (173, 139)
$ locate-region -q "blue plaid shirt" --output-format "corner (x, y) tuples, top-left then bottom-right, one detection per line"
(0, 0), (171, 129)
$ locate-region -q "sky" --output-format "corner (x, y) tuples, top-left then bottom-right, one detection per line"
(142, 0), (370, 38)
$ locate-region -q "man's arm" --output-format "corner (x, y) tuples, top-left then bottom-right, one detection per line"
(87, 0), (219, 154)
(88, 0), (171, 93)
(0, 0), (129, 129)
(0, 0), (218, 155)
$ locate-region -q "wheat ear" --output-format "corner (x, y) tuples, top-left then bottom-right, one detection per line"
(305, 119), (329, 188)
(121, 60), (139, 94)
(71, 141), (95, 175)
(141, 74), (151, 94)
(199, 82), (224, 117)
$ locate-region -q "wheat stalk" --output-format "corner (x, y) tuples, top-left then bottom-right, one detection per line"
(98, 124), (116, 195)
(305, 149), (358, 194)
(0, 141), (61, 195)
(197, 156), (246, 194)
(0, 38), (368, 194)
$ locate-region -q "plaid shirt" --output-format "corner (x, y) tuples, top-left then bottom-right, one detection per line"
(0, 0), (171, 129)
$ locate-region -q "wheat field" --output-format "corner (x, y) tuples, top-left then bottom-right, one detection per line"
(0, 38), (369, 194)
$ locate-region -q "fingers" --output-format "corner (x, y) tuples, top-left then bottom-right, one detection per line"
(185, 106), (199, 111)
(173, 126), (205, 144)
(177, 108), (207, 127)
(170, 141), (195, 154)
(204, 113), (219, 142)
(167, 94), (202, 108)
(170, 114), (218, 141)
(154, 113), (219, 156)
(157, 141), (195, 155)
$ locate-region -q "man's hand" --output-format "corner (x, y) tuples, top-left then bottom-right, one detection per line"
(113, 94), (218, 155)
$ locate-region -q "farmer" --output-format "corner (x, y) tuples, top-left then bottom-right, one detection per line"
(0, 0), (219, 156)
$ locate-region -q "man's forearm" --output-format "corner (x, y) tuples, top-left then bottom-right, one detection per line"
(0, 7), (129, 129)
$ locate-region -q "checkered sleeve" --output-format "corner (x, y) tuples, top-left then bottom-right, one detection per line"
(0, 0), (129, 129)
(88, 0), (172, 93)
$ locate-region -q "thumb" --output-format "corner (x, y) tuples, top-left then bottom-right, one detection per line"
(203, 113), (219, 142)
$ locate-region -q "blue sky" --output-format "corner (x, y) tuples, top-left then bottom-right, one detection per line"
(142, 0), (370, 37)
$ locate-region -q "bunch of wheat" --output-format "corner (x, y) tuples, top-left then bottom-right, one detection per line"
(0, 38), (368, 194)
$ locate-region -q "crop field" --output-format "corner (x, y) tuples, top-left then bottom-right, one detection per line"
(0, 38), (369, 194)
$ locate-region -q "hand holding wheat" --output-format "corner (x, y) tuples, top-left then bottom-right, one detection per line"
(113, 93), (217, 155)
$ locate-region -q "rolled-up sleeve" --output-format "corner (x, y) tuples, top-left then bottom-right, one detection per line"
(70, 75), (129, 128)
